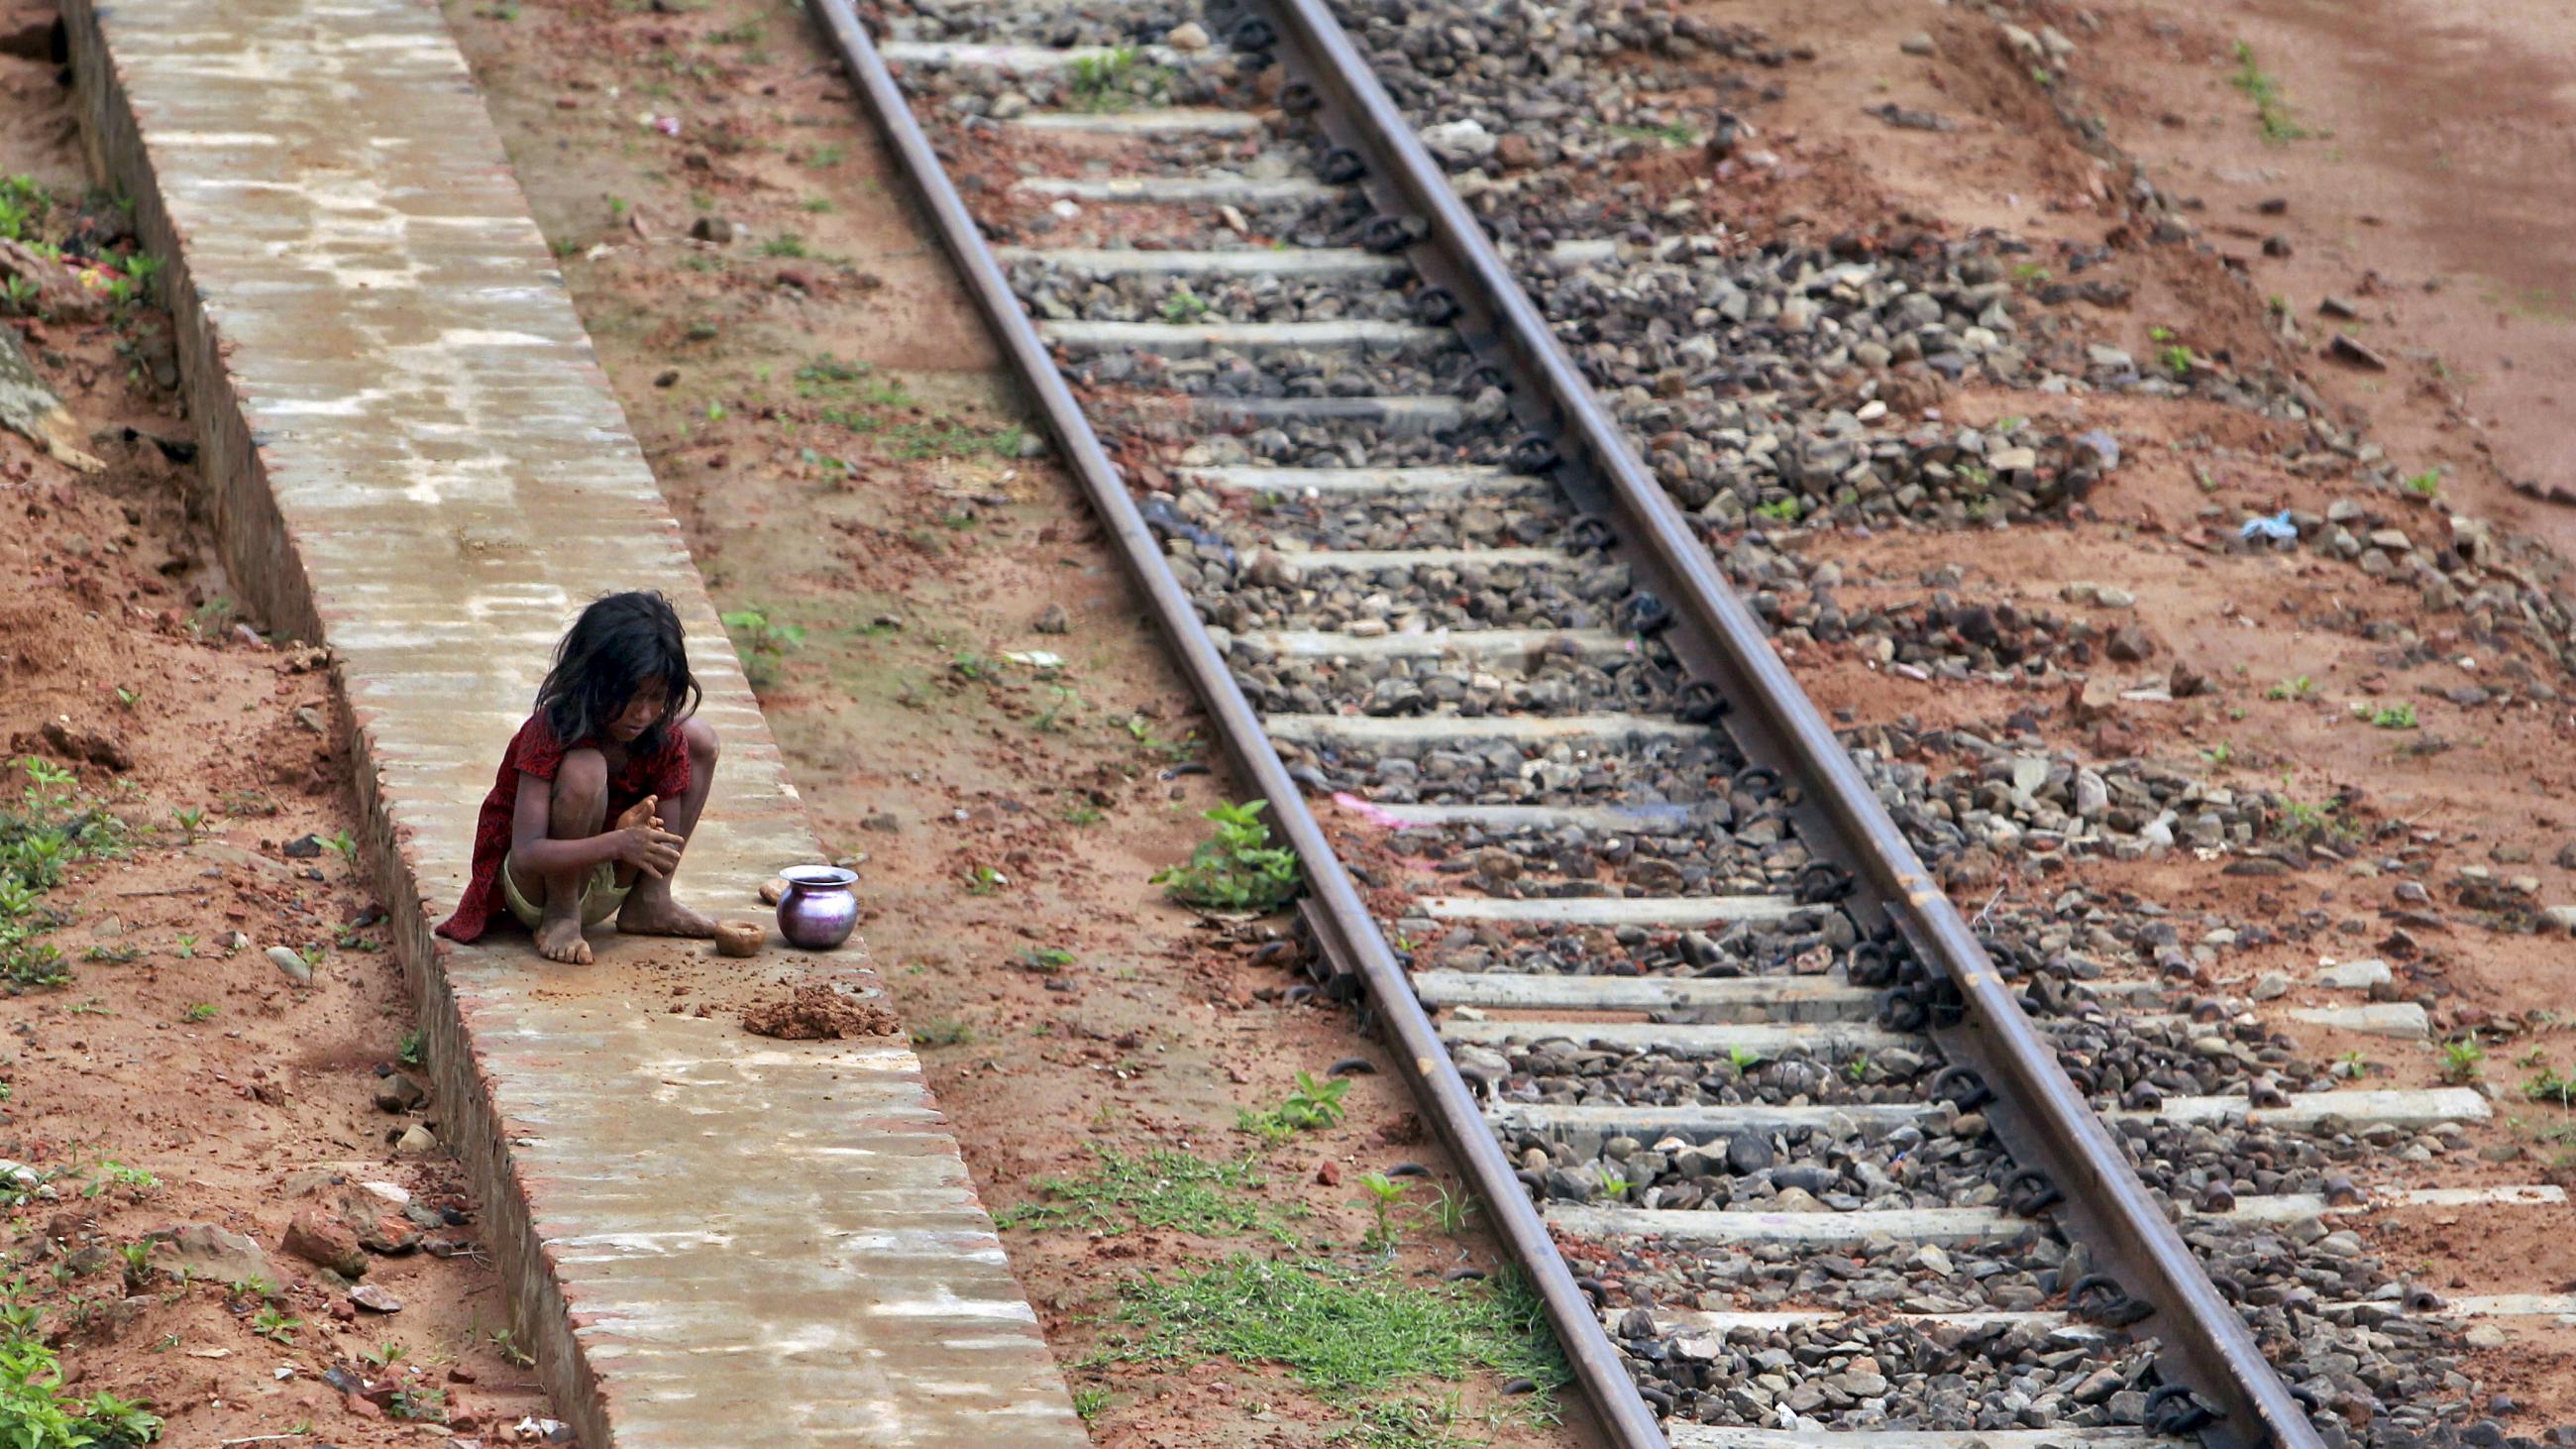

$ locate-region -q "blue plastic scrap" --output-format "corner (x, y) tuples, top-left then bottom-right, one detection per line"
(2239, 510), (2298, 543)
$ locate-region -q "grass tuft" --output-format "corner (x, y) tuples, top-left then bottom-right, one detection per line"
(1097, 1256), (1569, 1404)
(997, 1146), (1282, 1239)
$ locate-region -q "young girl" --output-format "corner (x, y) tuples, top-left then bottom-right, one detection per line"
(435, 591), (722, 963)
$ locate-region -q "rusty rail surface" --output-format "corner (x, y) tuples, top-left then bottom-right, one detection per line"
(812, 2), (2324, 1446)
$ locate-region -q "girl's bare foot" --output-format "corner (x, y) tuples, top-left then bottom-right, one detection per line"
(535, 913), (593, 964)
(617, 893), (719, 939)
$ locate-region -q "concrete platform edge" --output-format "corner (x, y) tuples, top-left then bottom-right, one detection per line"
(62, 2), (621, 1433)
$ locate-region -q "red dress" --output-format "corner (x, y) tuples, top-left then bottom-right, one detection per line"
(433, 716), (693, 943)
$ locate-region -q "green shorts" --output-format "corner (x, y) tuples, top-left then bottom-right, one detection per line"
(500, 851), (630, 932)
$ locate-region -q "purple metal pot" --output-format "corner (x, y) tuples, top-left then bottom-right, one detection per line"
(775, 865), (859, 949)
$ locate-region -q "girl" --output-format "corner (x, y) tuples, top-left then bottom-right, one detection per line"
(436, 591), (722, 963)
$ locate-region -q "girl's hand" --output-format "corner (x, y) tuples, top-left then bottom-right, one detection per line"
(615, 822), (687, 878)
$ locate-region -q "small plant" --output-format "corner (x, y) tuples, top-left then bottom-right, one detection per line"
(168, 807), (203, 841)
(913, 1018), (975, 1048)
(2266, 675), (2315, 701)
(1153, 801), (1302, 913)
(253, 1305), (302, 1344)
(1598, 1172), (1632, 1201)
(180, 1003), (216, 1024)
(2524, 1064), (2576, 1109)
(1071, 1386), (1112, 1420)
(360, 1340), (406, 1369)
(386, 1386), (447, 1423)
(2011, 262), (2052, 285)
(2404, 468), (2442, 498)
(320, 830), (358, 866)
(0, 276), (36, 314)
(1356, 1171), (1407, 1252)
(1159, 286), (1209, 324)
(1428, 1185), (1475, 1237)
(2363, 702), (2417, 730)
(397, 1030), (426, 1066)
(2231, 41), (2308, 143)
(1752, 498), (1801, 522)
(228, 1276), (277, 1302)
(1016, 947), (1075, 974)
(1237, 1070), (1350, 1143)
(1844, 1055), (1872, 1083)
(1607, 121), (1698, 146)
(720, 606), (805, 691)
(115, 1242), (153, 1290)
(2149, 325), (2176, 343)
(1068, 46), (1141, 110)
(2332, 1050), (2372, 1079)
(487, 1326), (535, 1368)
(2440, 1034), (2484, 1084)
(961, 864), (1007, 896)
(1726, 1045), (1764, 1073)
(2161, 344), (2195, 379)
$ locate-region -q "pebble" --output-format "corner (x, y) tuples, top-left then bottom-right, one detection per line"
(1899, 32), (1935, 56)
(268, 945), (314, 986)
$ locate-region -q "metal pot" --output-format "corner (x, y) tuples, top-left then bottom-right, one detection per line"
(774, 865), (859, 949)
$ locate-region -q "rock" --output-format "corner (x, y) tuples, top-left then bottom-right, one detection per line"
(149, 1224), (274, 1284)
(1899, 32), (1935, 56)
(2317, 959), (2392, 990)
(688, 215), (737, 245)
(284, 1208), (367, 1278)
(2539, 905), (2576, 937)
(373, 1072), (427, 1113)
(757, 877), (788, 906)
(393, 1125), (440, 1158)
(268, 946), (314, 986)
(282, 834), (325, 859)
(350, 1284), (402, 1314)
(2104, 626), (2155, 662)
(2251, 971), (2291, 1001)
(1724, 1132), (1774, 1175)
(2327, 333), (2389, 371)
(1033, 603), (1070, 634)
(1164, 20), (1209, 51)
(2463, 1323), (2509, 1349)
(713, 920), (764, 957)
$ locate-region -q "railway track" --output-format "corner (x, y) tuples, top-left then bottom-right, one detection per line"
(808, 3), (2566, 1447)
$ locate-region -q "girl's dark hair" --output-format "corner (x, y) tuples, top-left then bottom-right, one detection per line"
(535, 591), (700, 753)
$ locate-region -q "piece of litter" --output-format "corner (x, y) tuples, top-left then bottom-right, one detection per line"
(654, 115), (682, 138)
(2239, 510), (2297, 542)
(1332, 792), (1415, 832)
(1001, 650), (1065, 669)
(187, 1347), (230, 1359)
(360, 1180), (411, 1205)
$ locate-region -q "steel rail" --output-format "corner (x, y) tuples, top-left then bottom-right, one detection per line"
(1248, 3), (2321, 1448)
(806, 3), (1669, 1445)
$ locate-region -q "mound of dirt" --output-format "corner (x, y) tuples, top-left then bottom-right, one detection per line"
(740, 984), (902, 1041)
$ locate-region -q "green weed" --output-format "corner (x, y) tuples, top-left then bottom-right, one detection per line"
(1097, 1256), (1569, 1404)
(720, 606), (805, 691)
(2265, 675), (2314, 701)
(2231, 42), (2308, 143)
(998, 1146), (1279, 1239)
(1236, 1070), (1349, 1144)
(1154, 800), (1301, 912)
(2404, 468), (2442, 498)
(2440, 1033), (2485, 1084)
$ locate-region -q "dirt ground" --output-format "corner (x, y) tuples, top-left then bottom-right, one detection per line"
(0, 8), (555, 1443)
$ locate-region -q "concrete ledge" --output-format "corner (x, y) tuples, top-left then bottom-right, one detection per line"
(63, 1), (1083, 1444)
